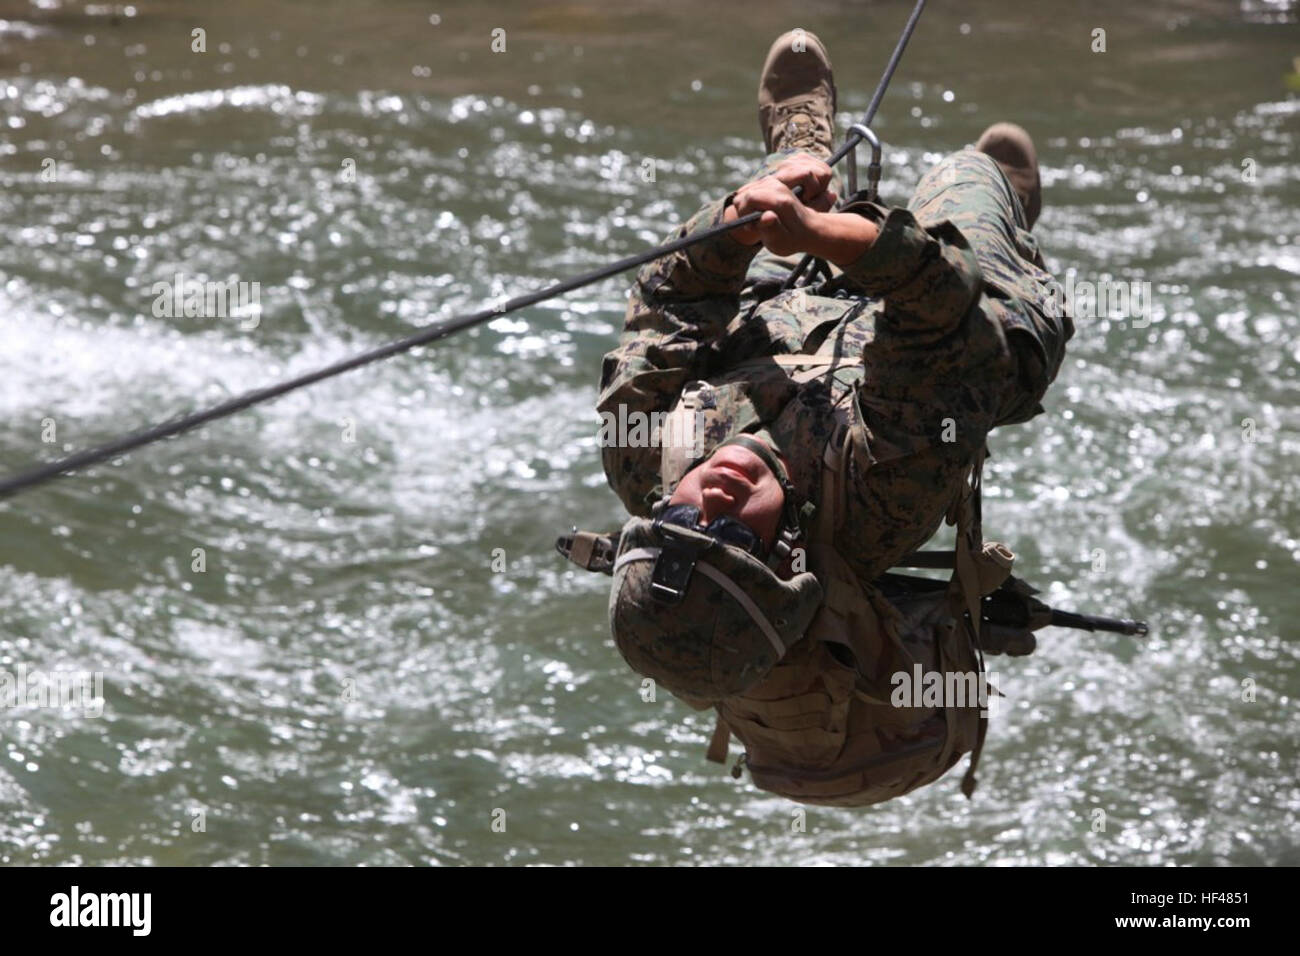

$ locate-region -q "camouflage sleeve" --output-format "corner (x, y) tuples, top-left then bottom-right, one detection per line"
(829, 202), (1013, 578)
(596, 196), (760, 515)
(833, 201), (984, 342)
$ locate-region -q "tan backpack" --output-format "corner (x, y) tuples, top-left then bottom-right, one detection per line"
(564, 356), (1020, 806)
(697, 373), (1016, 806)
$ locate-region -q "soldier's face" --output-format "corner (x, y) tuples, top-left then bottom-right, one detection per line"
(668, 444), (786, 552)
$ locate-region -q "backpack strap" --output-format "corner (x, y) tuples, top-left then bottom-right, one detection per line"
(948, 445), (991, 797)
(659, 386), (706, 493)
(706, 711), (731, 764)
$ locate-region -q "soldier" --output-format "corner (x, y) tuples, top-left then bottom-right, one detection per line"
(563, 30), (1073, 805)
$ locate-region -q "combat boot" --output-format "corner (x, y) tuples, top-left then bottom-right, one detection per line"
(976, 122), (1042, 230)
(758, 29), (837, 159)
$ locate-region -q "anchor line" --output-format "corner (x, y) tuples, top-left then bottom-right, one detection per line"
(0, 0), (929, 500)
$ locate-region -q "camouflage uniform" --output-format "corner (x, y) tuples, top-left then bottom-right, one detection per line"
(599, 147), (1073, 583)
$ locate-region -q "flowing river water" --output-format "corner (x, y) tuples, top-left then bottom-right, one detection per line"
(0, 0), (1297, 865)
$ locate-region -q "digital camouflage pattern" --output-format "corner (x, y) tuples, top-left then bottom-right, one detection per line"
(598, 145), (1072, 803)
(599, 147), (1074, 583)
(609, 517), (823, 701)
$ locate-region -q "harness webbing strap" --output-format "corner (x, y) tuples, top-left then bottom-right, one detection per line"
(613, 547), (660, 572)
(693, 562), (787, 657)
(733, 355), (864, 368)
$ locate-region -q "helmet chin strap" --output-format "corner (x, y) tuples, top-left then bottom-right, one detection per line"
(663, 431), (811, 572)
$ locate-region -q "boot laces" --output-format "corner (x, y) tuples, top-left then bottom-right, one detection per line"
(772, 103), (831, 154)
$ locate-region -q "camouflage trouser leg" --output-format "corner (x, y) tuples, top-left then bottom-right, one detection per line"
(909, 147), (1041, 271)
(908, 148), (1073, 423)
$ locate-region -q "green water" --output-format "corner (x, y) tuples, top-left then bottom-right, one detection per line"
(0, 0), (1297, 865)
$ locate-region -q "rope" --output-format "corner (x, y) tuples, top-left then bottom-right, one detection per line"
(0, 216), (767, 499)
(0, 0), (929, 501)
(781, 0), (929, 290)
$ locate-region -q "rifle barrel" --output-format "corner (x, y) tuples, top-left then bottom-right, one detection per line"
(1048, 609), (1149, 636)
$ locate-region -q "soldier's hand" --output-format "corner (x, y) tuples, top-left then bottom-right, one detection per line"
(765, 154), (838, 209)
(725, 181), (824, 256)
(725, 155), (837, 254)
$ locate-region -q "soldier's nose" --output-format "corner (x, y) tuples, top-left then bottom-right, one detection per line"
(700, 486), (740, 521)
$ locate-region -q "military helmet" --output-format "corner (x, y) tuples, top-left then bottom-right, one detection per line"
(607, 434), (823, 701)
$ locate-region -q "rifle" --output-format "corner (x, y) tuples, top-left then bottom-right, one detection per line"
(557, 531), (1150, 655)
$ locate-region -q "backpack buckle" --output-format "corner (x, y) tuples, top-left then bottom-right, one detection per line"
(555, 529), (619, 575)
